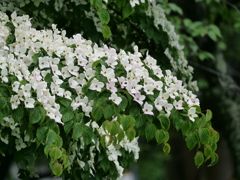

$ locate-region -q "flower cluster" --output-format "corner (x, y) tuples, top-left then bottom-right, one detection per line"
(0, 11), (203, 179)
(146, 0), (199, 91)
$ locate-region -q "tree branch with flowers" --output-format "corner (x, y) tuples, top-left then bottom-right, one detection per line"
(0, 0), (219, 179)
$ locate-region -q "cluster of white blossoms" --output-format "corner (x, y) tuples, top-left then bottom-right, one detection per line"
(0, 116), (34, 152)
(0, 11), (200, 178)
(146, 0), (199, 91)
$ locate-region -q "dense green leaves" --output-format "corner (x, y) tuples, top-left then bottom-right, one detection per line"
(62, 111), (74, 123)
(145, 123), (156, 141)
(185, 133), (198, 150)
(122, 3), (134, 19)
(83, 126), (94, 145)
(199, 128), (210, 144)
(29, 106), (45, 124)
(103, 104), (114, 119)
(159, 115), (170, 130)
(73, 122), (83, 140)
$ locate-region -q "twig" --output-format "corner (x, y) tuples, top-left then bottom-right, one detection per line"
(221, 0), (240, 15)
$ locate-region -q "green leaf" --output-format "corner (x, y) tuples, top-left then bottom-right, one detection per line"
(129, 106), (140, 117)
(122, 3), (134, 19)
(199, 128), (210, 144)
(46, 129), (58, 145)
(44, 73), (53, 84)
(204, 144), (212, 160)
(72, 122), (83, 140)
(51, 161), (63, 177)
(58, 98), (71, 108)
(211, 143), (218, 152)
(103, 104), (114, 119)
(185, 133), (198, 150)
(211, 130), (220, 143)
(168, 3), (183, 15)
(103, 120), (119, 136)
(12, 104), (24, 122)
(163, 143), (171, 154)
(29, 106), (45, 124)
(0, 97), (7, 110)
(44, 145), (52, 157)
(174, 119), (184, 131)
(90, 0), (103, 8)
(62, 111), (74, 123)
(97, 9), (110, 24)
(206, 109), (212, 121)
(136, 114), (147, 128)
(118, 115), (135, 130)
(61, 154), (69, 169)
(119, 95), (128, 111)
(102, 25), (111, 39)
(181, 121), (191, 136)
(208, 152), (218, 167)
(92, 60), (101, 68)
(194, 151), (204, 168)
(96, 96), (108, 106)
(155, 129), (165, 144)
(49, 146), (62, 160)
(100, 158), (110, 172)
(159, 115), (170, 130)
(126, 127), (136, 141)
(75, 113), (84, 123)
(92, 106), (103, 121)
(116, 0), (127, 9)
(0, 112), (3, 124)
(64, 120), (74, 135)
(32, 53), (41, 65)
(117, 129), (125, 142)
(145, 123), (156, 141)
(83, 126), (94, 145)
(36, 126), (48, 142)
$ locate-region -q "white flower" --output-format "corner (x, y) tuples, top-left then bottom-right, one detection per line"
(109, 92), (122, 105)
(143, 102), (154, 115)
(173, 100), (184, 110)
(21, 84), (31, 97)
(10, 95), (20, 109)
(154, 96), (167, 111)
(39, 56), (50, 69)
(188, 107), (198, 122)
(68, 63), (79, 76)
(85, 68), (95, 80)
(133, 93), (145, 105)
(0, 68), (8, 83)
(106, 81), (117, 93)
(24, 97), (35, 108)
(61, 66), (71, 79)
(12, 81), (20, 93)
(15, 138), (27, 151)
(144, 84), (154, 95)
(89, 78), (104, 92)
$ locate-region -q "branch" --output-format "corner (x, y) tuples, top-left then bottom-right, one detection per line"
(221, 0), (240, 15)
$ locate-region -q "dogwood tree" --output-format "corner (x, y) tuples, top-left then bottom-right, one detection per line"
(0, 0), (219, 179)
